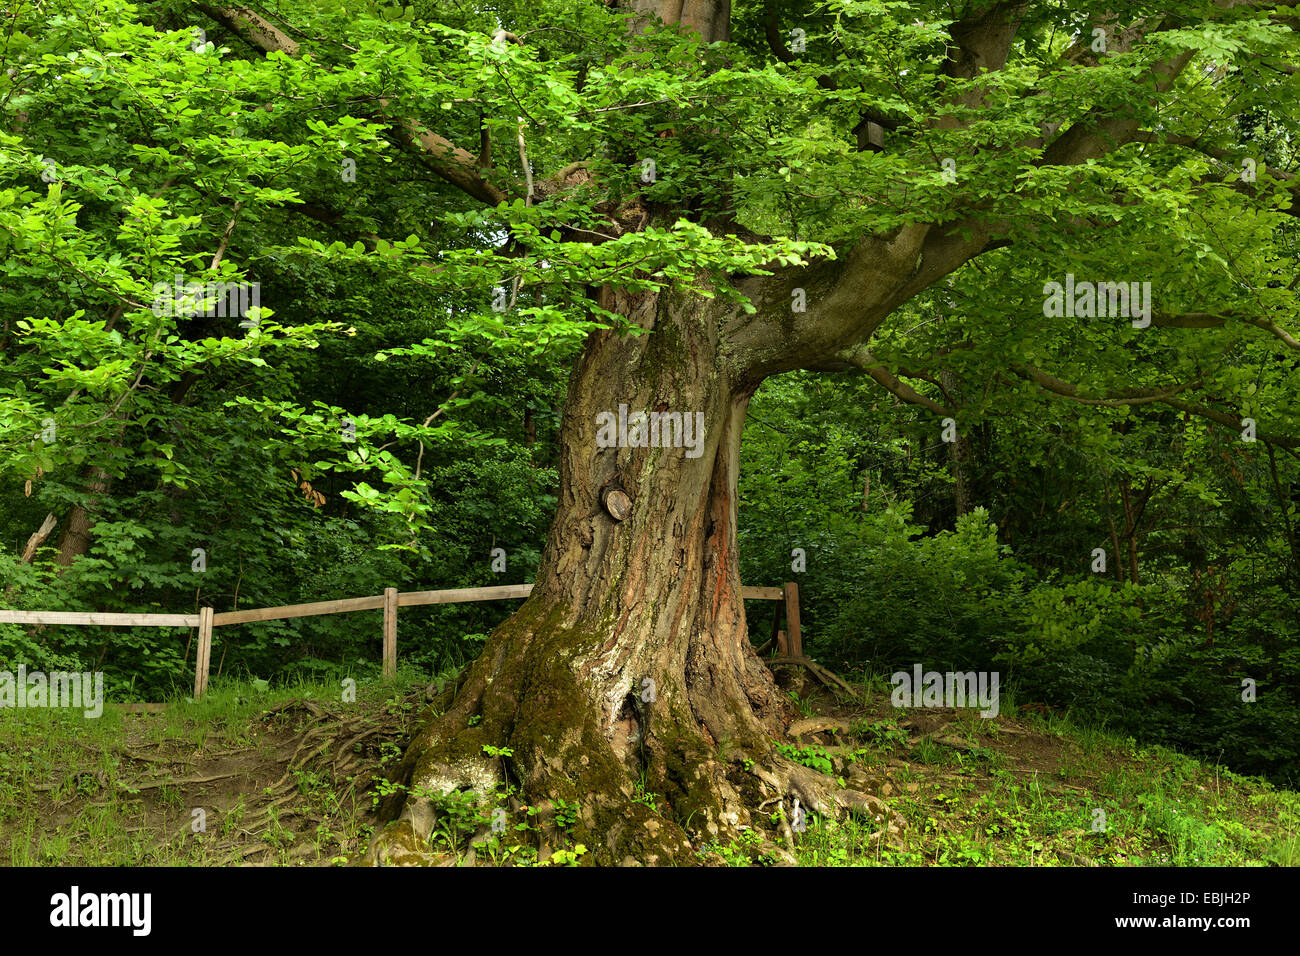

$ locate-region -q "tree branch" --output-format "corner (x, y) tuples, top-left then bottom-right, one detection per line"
(389, 110), (509, 205)
(194, 3), (299, 56)
(1012, 364), (1200, 406)
(1132, 130), (1300, 217)
(812, 345), (954, 417)
(1151, 312), (1300, 351)
(192, 1), (515, 205)
(1012, 364), (1299, 448)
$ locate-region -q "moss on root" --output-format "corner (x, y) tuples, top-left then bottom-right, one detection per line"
(364, 597), (811, 866)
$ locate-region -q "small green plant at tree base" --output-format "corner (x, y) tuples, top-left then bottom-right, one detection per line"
(424, 789), (486, 854)
(514, 804), (541, 834)
(788, 691), (815, 717)
(778, 743), (835, 776)
(370, 776), (408, 811)
(473, 833), (536, 866)
(698, 829), (764, 866)
(539, 844), (587, 866)
(552, 796), (579, 830)
(631, 776), (660, 812)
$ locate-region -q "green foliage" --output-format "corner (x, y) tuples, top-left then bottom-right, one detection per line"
(777, 743), (835, 776)
(739, 374), (1300, 785)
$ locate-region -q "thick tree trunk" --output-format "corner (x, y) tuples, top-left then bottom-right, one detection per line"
(366, 282), (895, 865)
(370, 288), (775, 863)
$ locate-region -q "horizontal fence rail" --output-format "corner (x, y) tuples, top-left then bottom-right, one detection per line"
(0, 610), (201, 627)
(0, 582), (801, 700)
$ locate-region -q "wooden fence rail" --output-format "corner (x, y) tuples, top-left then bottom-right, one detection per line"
(0, 582), (801, 700)
(0, 611), (202, 627)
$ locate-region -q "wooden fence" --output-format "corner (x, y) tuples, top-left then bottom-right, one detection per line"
(0, 582), (802, 700)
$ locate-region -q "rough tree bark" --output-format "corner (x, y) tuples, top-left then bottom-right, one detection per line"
(371, 284), (787, 864)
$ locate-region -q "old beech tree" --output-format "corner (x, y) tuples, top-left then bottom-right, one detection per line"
(166, 0), (1300, 863)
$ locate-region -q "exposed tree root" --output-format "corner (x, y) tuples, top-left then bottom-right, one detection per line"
(364, 665), (904, 866)
(196, 695), (423, 864)
(752, 756), (906, 831)
(361, 587), (895, 866)
(787, 717), (853, 737)
(770, 656), (859, 696)
(124, 771), (245, 790)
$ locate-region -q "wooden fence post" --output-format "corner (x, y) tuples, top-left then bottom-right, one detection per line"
(382, 587), (398, 679)
(783, 582), (802, 658)
(194, 606), (214, 700)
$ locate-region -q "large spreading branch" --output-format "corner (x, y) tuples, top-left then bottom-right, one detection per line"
(194, 3), (300, 56)
(1013, 364), (1299, 449)
(756, 0), (1300, 380)
(385, 106), (509, 206)
(818, 348), (1298, 452)
(1012, 364), (1200, 407)
(191, 1), (517, 206)
(726, 2), (1037, 376)
(827, 345), (955, 418)
(1153, 312), (1300, 351)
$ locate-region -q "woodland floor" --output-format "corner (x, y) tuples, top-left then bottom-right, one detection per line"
(1, 667), (1296, 866)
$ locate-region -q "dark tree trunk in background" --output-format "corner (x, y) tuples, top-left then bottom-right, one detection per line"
(53, 467), (111, 568)
(941, 369), (972, 519)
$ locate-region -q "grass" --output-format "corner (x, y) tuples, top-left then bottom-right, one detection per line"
(1, 667), (1295, 866)
(0, 670), (433, 866)
(699, 690), (1300, 867)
